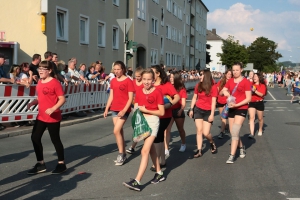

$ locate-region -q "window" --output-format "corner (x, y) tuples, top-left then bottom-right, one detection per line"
(186, 35), (190, 46)
(177, 55), (182, 67)
(178, 31), (182, 43)
(166, 25), (171, 39)
(178, 7), (182, 20)
(172, 53), (176, 66)
(113, 0), (119, 6)
(166, 52), (171, 66)
(160, 36), (164, 55)
(152, 0), (159, 4)
(172, 27), (176, 41)
(79, 15), (89, 44)
(98, 21), (106, 47)
(167, 0), (172, 12)
(161, 8), (164, 26)
(173, 2), (177, 16)
(186, 15), (190, 25)
(56, 7), (68, 41)
(112, 26), (119, 49)
(151, 49), (158, 65)
(195, 41), (198, 50)
(186, 55), (189, 68)
(151, 17), (158, 35)
(137, 0), (146, 20)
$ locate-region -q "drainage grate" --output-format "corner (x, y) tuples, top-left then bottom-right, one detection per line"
(285, 122), (300, 126)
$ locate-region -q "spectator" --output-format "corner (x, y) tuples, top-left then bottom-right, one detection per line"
(78, 63), (89, 84)
(52, 53), (58, 66)
(29, 54), (41, 84)
(66, 58), (80, 83)
(9, 65), (29, 87)
(86, 65), (99, 81)
(19, 62), (33, 86)
(44, 51), (67, 85)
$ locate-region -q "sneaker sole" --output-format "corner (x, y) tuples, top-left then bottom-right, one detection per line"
(226, 161), (234, 164)
(51, 168), (67, 174)
(126, 150), (134, 154)
(27, 169), (47, 175)
(123, 182), (140, 191)
(115, 158), (127, 166)
(239, 155), (246, 158)
(151, 177), (165, 184)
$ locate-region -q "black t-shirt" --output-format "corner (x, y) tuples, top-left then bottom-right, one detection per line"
(29, 63), (39, 77)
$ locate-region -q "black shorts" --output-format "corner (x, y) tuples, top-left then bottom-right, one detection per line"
(193, 106), (212, 122)
(278, 80), (283, 84)
(248, 101), (264, 111)
(228, 109), (247, 118)
(216, 102), (226, 108)
(293, 90), (300, 96)
(154, 118), (171, 143)
(172, 108), (185, 118)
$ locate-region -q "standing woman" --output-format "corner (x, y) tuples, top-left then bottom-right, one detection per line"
(123, 69), (165, 191)
(248, 73), (267, 138)
(247, 71), (254, 83)
(221, 62), (252, 164)
(149, 65), (180, 170)
(216, 70), (232, 139)
(26, 60), (67, 174)
(165, 71), (187, 153)
(104, 61), (134, 166)
(189, 70), (217, 157)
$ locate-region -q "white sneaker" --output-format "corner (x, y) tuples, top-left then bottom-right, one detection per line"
(165, 149), (170, 157)
(239, 146), (246, 158)
(179, 145), (186, 152)
(257, 132), (263, 136)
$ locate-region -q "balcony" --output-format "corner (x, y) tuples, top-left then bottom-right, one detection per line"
(190, 46), (194, 55)
(191, 6), (195, 16)
(191, 26), (194, 36)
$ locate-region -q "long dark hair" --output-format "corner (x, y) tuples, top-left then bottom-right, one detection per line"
(151, 65), (168, 85)
(219, 70), (232, 91)
(197, 70), (213, 95)
(170, 71), (185, 91)
(39, 60), (55, 77)
(255, 72), (267, 96)
(113, 61), (126, 75)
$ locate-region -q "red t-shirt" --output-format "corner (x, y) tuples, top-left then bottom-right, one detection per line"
(224, 78), (251, 110)
(251, 83), (266, 102)
(216, 81), (227, 104)
(194, 84), (218, 110)
(110, 77), (134, 113)
(36, 78), (64, 123)
(155, 82), (178, 118)
(172, 88), (187, 109)
(135, 88), (164, 111)
(133, 79), (144, 93)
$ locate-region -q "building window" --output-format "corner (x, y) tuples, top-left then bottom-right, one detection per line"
(160, 36), (164, 55)
(166, 52), (171, 66)
(178, 31), (182, 43)
(56, 7), (68, 41)
(79, 15), (89, 44)
(186, 35), (190, 46)
(151, 17), (158, 35)
(113, 0), (119, 6)
(167, 0), (172, 12)
(172, 53), (176, 66)
(152, 0), (159, 4)
(161, 8), (164, 26)
(151, 49), (158, 65)
(173, 2), (177, 16)
(177, 55), (182, 67)
(112, 26), (119, 49)
(98, 21), (106, 47)
(172, 27), (176, 41)
(137, 0), (146, 20)
(166, 25), (171, 39)
(186, 15), (190, 25)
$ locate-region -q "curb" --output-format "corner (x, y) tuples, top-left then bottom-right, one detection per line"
(0, 112), (112, 139)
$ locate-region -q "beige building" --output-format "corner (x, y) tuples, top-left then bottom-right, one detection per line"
(0, 0), (208, 73)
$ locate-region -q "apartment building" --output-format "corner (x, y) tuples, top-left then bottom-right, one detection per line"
(206, 28), (224, 71)
(0, 0), (208, 72)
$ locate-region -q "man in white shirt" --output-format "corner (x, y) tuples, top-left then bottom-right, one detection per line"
(66, 59), (80, 83)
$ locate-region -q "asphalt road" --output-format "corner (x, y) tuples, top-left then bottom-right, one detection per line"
(0, 86), (300, 200)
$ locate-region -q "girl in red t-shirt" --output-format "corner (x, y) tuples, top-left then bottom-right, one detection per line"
(222, 62), (252, 164)
(150, 65), (179, 171)
(165, 71), (187, 153)
(126, 67), (145, 154)
(104, 61), (134, 166)
(123, 68), (165, 191)
(216, 70), (232, 139)
(26, 60), (67, 175)
(189, 70), (217, 158)
(248, 73), (267, 138)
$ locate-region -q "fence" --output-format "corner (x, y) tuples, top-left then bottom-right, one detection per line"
(0, 80), (198, 123)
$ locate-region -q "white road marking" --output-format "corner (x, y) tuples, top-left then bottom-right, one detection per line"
(277, 107), (287, 108)
(287, 198), (300, 200)
(288, 110), (294, 111)
(265, 107), (274, 109)
(268, 91), (276, 100)
(264, 110), (269, 111)
(273, 110), (284, 111)
(279, 192), (287, 196)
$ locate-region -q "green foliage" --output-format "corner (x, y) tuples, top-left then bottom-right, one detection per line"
(217, 35), (249, 68)
(247, 37), (282, 72)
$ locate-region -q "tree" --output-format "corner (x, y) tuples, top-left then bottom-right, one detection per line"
(217, 35), (249, 68)
(206, 44), (212, 64)
(247, 37), (282, 72)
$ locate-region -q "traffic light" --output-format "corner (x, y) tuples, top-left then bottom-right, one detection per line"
(126, 40), (138, 60)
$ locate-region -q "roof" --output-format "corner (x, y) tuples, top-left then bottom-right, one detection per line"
(199, 0), (209, 12)
(206, 29), (223, 41)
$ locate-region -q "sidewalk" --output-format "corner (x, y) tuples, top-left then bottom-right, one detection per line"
(0, 110), (110, 139)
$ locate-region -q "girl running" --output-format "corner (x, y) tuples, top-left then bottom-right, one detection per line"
(27, 60), (67, 174)
(216, 70), (232, 139)
(123, 69), (165, 191)
(248, 73), (267, 138)
(165, 71), (187, 153)
(127, 67), (145, 154)
(221, 62), (252, 164)
(189, 70), (217, 158)
(104, 61), (134, 166)
(149, 65), (179, 171)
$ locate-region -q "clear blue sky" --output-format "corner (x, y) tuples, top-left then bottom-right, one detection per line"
(202, 0), (300, 63)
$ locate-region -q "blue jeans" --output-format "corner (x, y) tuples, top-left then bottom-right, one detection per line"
(287, 84), (292, 94)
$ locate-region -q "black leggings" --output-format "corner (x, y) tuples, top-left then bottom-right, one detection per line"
(154, 118), (171, 143)
(31, 119), (64, 161)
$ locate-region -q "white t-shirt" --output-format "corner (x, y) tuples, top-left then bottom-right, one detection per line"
(19, 72), (28, 80)
(66, 68), (80, 82)
(108, 73), (115, 82)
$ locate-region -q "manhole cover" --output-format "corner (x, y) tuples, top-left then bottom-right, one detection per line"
(285, 122), (300, 126)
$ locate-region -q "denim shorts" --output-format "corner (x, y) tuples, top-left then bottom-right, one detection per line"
(111, 111), (130, 118)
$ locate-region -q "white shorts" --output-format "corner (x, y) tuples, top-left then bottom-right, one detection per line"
(144, 115), (160, 137)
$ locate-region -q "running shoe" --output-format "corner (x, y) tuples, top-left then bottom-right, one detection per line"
(123, 179), (141, 191)
(239, 146), (246, 158)
(126, 147), (135, 154)
(150, 173), (165, 184)
(248, 134), (254, 139)
(257, 131), (263, 136)
(165, 149), (170, 157)
(27, 163), (47, 175)
(115, 154), (127, 166)
(218, 132), (224, 139)
(179, 144), (186, 152)
(226, 154), (235, 164)
(52, 163), (67, 174)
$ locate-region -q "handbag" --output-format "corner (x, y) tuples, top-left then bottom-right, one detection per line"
(220, 78), (243, 119)
(131, 108), (152, 142)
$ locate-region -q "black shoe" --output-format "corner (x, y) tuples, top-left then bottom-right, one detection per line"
(51, 163), (67, 174)
(0, 124), (6, 131)
(27, 163), (47, 175)
(123, 179), (141, 191)
(218, 132), (224, 139)
(126, 147), (135, 154)
(150, 172), (165, 184)
(150, 164), (166, 172)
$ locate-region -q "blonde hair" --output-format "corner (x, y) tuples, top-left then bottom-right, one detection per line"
(57, 60), (65, 71)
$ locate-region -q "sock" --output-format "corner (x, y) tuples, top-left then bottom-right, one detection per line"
(135, 179), (141, 185)
(157, 170), (163, 175)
